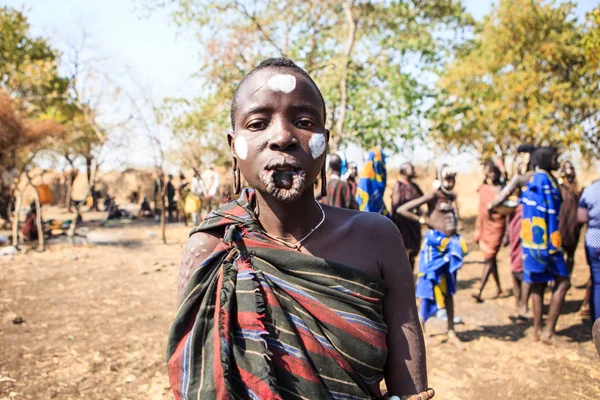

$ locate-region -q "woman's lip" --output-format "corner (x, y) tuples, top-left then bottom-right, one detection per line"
(272, 166), (297, 171)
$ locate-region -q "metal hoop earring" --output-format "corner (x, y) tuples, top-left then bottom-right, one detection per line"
(320, 161), (327, 198)
(233, 158), (241, 195)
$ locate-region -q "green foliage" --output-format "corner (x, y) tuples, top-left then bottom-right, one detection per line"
(429, 0), (600, 160)
(142, 0), (473, 158)
(0, 6), (68, 107)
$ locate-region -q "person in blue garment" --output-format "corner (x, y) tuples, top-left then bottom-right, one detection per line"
(398, 165), (467, 346)
(355, 148), (389, 215)
(520, 146), (569, 344)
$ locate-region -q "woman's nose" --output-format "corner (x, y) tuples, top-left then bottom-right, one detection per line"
(268, 121), (298, 152)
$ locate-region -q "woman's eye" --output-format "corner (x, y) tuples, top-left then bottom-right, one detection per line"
(296, 119), (314, 128)
(247, 121), (267, 130)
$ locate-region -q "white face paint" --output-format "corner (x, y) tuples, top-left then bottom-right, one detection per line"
(266, 74), (296, 93)
(234, 136), (248, 160)
(308, 133), (326, 159)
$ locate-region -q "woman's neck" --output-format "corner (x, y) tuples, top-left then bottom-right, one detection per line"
(255, 189), (323, 240)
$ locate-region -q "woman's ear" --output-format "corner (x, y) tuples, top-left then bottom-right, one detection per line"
(227, 131), (235, 156)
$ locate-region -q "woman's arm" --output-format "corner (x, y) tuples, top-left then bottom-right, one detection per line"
(397, 192), (435, 223)
(391, 182), (404, 212)
(454, 195), (463, 232)
(377, 219), (427, 396)
(177, 231), (222, 304)
(577, 208), (589, 225)
(489, 175), (526, 209)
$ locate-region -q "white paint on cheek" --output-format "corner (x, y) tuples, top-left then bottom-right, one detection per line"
(308, 133), (326, 159)
(234, 136), (248, 160)
(266, 74), (296, 93)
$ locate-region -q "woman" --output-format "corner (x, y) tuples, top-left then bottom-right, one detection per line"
(520, 146), (569, 343)
(473, 161), (507, 302)
(355, 148), (388, 215)
(558, 160), (582, 274)
(578, 178), (600, 322)
(489, 146), (536, 314)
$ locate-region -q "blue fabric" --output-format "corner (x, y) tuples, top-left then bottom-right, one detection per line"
(355, 148), (388, 215)
(586, 245), (600, 321)
(520, 171), (567, 283)
(415, 230), (468, 322)
(579, 180), (600, 248)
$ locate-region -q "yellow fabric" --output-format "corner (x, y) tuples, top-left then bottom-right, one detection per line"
(184, 194), (201, 214)
(433, 273), (448, 310)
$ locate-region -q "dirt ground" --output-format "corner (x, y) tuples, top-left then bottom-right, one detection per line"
(1, 210), (599, 399)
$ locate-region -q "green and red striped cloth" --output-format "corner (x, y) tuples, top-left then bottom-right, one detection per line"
(167, 189), (389, 399)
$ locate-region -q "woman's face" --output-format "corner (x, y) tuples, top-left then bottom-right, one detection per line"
(229, 68), (328, 203)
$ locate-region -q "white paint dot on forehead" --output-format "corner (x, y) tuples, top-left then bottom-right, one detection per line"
(266, 74), (296, 93)
(308, 133), (326, 159)
(234, 136), (249, 160)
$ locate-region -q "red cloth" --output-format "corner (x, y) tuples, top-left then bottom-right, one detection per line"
(321, 177), (356, 209)
(21, 212), (38, 241)
(475, 184), (506, 260)
(508, 204), (523, 273)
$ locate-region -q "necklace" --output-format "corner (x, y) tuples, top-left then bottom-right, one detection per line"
(261, 202), (326, 250)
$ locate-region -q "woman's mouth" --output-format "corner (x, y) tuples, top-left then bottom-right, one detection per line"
(260, 160), (307, 202)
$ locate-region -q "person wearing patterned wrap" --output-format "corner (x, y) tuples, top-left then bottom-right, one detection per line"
(520, 147), (570, 344)
(355, 148), (389, 215)
(392, 162), (424, 271)
(398, 165), (467, 347)
(170, 58), (431, 400)
(321, 154), (357, 209)
(578, 179), (600, 322)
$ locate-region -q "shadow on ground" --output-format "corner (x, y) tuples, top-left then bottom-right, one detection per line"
(556, 322), (593, 343)
(457, 277), (479, 291)
(458, 318), (532, 342)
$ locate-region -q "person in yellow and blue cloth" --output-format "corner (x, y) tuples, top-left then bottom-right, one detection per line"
(355, 148), (389, 215)
(520, 146), (569, 344)
(398, 165), (468, 346)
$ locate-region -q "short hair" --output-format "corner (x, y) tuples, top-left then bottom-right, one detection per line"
(230, 57), (327, 130)
(399, 162), (413, 177)
(329, 154), (342, 173)
(517, 144), (536, 154)
(531, 146), (558, 172)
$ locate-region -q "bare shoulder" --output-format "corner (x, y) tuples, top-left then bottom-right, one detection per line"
(324, 206), (403, 259)
(177, 231), (222, 303)
(324, 205), (399, 237)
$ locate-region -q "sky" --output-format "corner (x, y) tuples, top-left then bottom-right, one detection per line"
(5, 0), (599, 172)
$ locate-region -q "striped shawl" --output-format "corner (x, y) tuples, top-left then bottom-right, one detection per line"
(167, 189), (388, 399)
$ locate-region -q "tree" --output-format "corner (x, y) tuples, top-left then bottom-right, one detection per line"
(0, 91), (63, 249)
(0, 6), (69, 247)
(429, 0), (600, 160)
(580, 6), (600, 160)
(143, 0), (473, 155)
(0, 6), (69, 119)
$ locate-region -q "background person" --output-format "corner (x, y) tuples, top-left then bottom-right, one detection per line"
(520, 147), (569, 344)
(391, 162), (424, 271)
(473, 161), (507, 302)
(559, 160), (583, 275)
(578, 178), (600, 323)
(320, 154), (357, 209)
